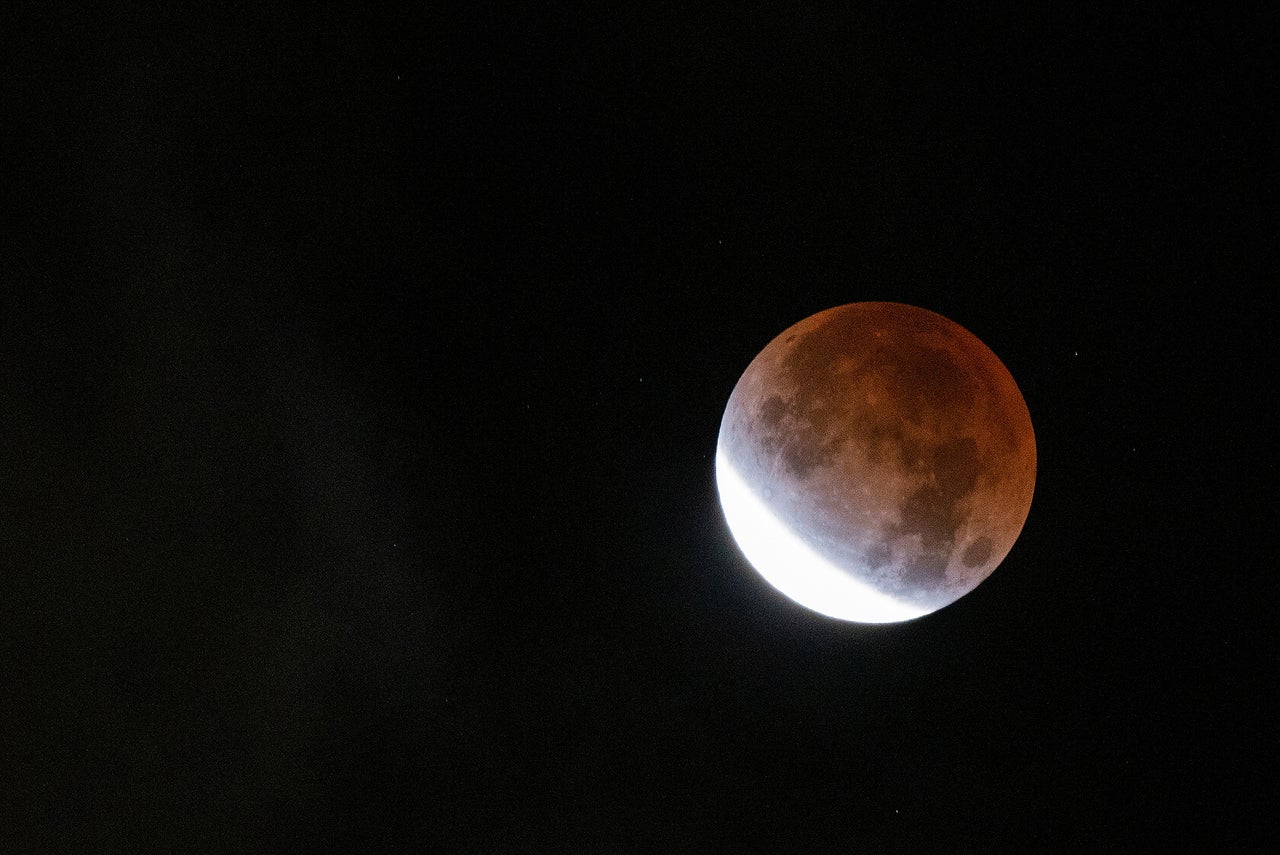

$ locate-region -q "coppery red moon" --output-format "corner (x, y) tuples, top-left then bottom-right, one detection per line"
(716, 302), (1036, 623)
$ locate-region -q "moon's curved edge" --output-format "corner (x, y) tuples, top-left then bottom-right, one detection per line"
(715, 448), (932, 624)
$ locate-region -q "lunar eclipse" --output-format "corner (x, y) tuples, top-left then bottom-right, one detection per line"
(716, 302), (1036, 623)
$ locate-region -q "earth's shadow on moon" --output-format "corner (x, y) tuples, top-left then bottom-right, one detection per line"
(716, 302), (1036, 623)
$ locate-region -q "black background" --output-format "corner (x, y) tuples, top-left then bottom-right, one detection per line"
(5, 4), (1275, 851)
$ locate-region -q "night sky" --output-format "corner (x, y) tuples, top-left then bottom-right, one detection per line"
(6, 5), (1274, 851)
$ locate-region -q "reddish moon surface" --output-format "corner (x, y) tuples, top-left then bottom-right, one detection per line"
(716, 302), (1036, 623)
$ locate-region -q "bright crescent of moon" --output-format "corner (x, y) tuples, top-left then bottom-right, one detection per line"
(716, 448), (932, 623)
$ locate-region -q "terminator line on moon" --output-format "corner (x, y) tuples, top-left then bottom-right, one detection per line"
(716, 302), (1036, 623)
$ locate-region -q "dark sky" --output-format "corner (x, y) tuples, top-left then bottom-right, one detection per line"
(5, 4), (1274, 851)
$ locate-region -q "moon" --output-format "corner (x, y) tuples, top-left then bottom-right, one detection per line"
(716, 302), (1036, 623)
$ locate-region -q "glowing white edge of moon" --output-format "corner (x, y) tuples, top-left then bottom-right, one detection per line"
(715, 448), (930, 624)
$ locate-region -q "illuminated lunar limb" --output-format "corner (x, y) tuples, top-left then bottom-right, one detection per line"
(715, 449), (930, 623)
